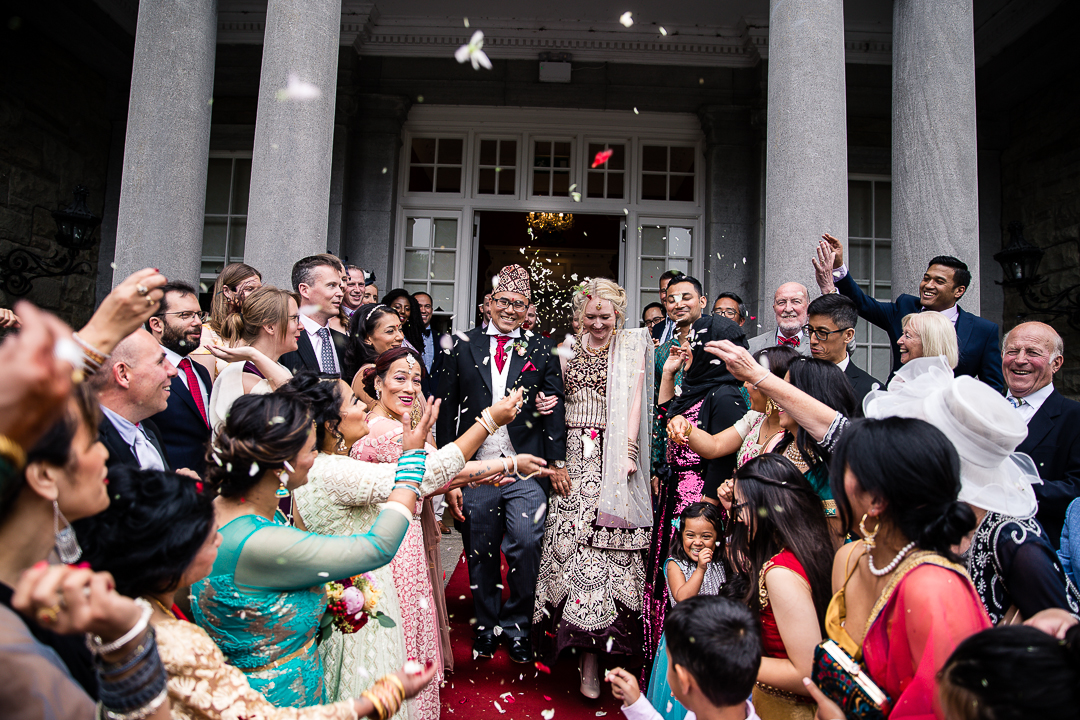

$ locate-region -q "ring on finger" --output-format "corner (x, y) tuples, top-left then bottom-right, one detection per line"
(136, 283), (149, 296)
(37, 604), (61, 624)
(145, 295), (156, 306)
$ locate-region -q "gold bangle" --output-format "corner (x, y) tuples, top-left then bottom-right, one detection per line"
(380, 673), (406, 703)
(482, 408), (501, 434)
(71, 332), (108, 367)
(0, 435), (26, 471)
(360, 690), (385, 720)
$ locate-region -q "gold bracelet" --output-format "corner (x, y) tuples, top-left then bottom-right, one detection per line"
(382, 673), (406, 702)
(71, 332), (108, 368)
(360, 690), (386, 720)
(475, 415), (496, 435)
(0, 434), (27, 471)
(482, 408), (500, 434)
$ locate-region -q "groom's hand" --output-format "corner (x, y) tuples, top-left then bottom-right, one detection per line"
(549, 467), (570, 496)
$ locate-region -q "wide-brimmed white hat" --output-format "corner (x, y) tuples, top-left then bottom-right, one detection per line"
(863, 356), (1040, 519)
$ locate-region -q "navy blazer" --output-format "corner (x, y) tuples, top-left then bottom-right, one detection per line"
(148, 359), (212, 474)
(435, 327), (567, 493)
(836, 274), (1004, 391)
(1017, 390), (1080, 549)
(279, 328), (348, 378)
(98, 414), (170, 473)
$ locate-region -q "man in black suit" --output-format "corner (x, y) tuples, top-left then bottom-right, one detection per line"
(1004, 322), (1080, 548)
(805, 294), (882, 406)
(413, 291), (443, 391)
(88, 329), (176, 473)
(437, 264), (567, 664)
(650, 269), (684, 345)
(279, 254), (347, 377)
(145, 282), (212, 474)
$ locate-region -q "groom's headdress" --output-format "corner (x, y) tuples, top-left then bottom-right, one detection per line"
(494, 264), (531, 301)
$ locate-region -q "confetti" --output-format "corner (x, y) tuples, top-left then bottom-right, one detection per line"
(276, 73), (321, 101)
(591, 148), (614, 168)
(464, 17), (470, 27)
(633, 107), (639, 114)
(494, 701), (505, 714)
(659, 26), (668, 35)
(403, 660), (424, 674)
(619, 11), (634, 27)
(535, 661), (552, 674)
(542, 711), (555, 720)
(318, 572), (329, 577)
(605, 637), (614, 653)
(534, 504), (547, 524)
(455, 30), (493, 70)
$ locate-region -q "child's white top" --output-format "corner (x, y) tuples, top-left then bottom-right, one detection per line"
(620, 695), (760, 720)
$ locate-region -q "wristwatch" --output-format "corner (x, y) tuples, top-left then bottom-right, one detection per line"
(552, 460), (566, 469)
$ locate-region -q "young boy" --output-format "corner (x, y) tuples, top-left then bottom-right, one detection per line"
(607, 596), (762, 720)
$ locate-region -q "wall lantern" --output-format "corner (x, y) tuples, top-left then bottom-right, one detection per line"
(0, 186), (100, 297)
(995, 220), (1080, 331)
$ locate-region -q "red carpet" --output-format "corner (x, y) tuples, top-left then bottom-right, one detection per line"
(440, 552), (625, 719)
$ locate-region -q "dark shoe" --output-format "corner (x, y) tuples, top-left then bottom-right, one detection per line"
(438, 520), (451, 535)
(473, 633), (497, 659)
(506, 636), (533, 664)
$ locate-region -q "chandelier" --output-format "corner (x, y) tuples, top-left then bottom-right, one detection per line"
(526, 211), (574, 233)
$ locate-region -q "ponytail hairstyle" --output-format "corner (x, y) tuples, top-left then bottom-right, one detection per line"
(219, 285), (296, 347)
(277, 370), (345, 451)
(728, 454), (835, 632)
(829, 417), (975, 561)
(668, 502), (726, 564)
(361, 347), (427, 401)
(209, 263), (262, 333)
(204, 392), (314, 498)
(938, 624), (1080, 720)
(343, 303), (399, 383)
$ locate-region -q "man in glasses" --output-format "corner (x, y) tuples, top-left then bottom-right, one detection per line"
(805, 293), (881, 405)
(145, 281), (212, 474)
(437, 264), (567, 665)
(712, 292), (747, 327)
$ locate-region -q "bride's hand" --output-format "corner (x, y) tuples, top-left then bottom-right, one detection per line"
(489, 387), (525, 426)
(513, 454), (551, 479)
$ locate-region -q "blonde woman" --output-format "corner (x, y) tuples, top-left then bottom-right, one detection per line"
(898, 311), (959, 368)
(190, 263), (262, 379)
(207, 285), (300, 430)
(532, 278), (654, 698)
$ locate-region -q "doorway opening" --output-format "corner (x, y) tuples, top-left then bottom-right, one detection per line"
(474, 210), (622, 337)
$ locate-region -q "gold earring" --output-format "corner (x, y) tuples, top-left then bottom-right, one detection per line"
(859, 513), (880, 549)
(334, 431), (348, 454)
(764, 398), (777, 416)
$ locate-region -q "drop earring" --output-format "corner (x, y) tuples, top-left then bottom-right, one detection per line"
(334, 431), (348, 454)
(859, 512), (880, 549)
(53, 501), (82, 563)
(275, 461), (293, 498)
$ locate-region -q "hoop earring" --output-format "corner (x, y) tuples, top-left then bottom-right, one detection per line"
(53, 501), (82, 563)
(859, 513), (880, 549)
(334, 431), (348, 455)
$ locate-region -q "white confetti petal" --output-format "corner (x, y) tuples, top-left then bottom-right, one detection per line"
(534, 504), (547, 524)
(542, 710), (555, 720)
(659, 26), (667, 35)
(276, 73), (321, 101)
(619, 11), (634, 27)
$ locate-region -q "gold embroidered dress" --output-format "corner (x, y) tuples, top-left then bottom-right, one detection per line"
(531, 338), (650, 661)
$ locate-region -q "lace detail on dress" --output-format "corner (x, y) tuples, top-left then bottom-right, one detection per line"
(155, 618), (357, 720)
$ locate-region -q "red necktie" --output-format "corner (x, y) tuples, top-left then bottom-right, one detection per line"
(179, 358), (209, 428)
(777, 335), (800, 348)
(494, 335), (510, 373)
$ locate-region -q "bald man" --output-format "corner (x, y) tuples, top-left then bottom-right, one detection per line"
(1004, 322), (1080, 548)
(748, 282), (812, 356)
(90, 329), (177, 472)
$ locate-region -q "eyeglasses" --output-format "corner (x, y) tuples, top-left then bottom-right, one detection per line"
(713, 308), (740, 319)
(644, 316), (664, 327)
(493, 297), (528, 312)
(288, 314), (301, 323)
(802, 324), (851, 342)
(157, 311), (208, 323)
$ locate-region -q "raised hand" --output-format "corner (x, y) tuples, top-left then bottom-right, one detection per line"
(489, 386), (525, 426)
(812, 240), (838, 294)
(605, 667), (641, 706)
(821, 233), (844, 268)
(403, 396), (440, 451)
(696, 547), (714, 568)
(667, 415), (693, 446)
(703, 340), (762, 384)
(78, 268), (168, 355)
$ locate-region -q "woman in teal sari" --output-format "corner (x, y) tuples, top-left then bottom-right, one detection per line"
(190, 389), (439, 708)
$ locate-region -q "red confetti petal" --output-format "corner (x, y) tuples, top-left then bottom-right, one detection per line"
(591, 148), (614, 168)
(535, 661), (552, 674)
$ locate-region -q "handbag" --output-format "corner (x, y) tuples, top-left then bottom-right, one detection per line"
(811, 639), (892, 720)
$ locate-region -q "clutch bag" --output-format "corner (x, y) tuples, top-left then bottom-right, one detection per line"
(811, 639), (892, 720)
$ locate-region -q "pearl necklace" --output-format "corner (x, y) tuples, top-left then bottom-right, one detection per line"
(867, 541), (917, 576)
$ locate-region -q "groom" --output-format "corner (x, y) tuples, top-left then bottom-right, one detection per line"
(437, 264), (568, 663)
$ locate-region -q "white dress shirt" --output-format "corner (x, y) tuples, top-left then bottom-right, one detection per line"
(658, 317), (676, 345)
(620, 695), (760, 720)
(100, 405), (166, 471)
(1007, 382), (1054, 424)
(836, 355), (850, 372)
(476, 324), (521, 461)
(162, 346), (208, 409)
(299, 311), (339, 374)
(421, 326), (435, 371)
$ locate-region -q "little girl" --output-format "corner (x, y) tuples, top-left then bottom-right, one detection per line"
(646, 502), (728, 720)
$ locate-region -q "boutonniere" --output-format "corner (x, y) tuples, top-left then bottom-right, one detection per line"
(515, 342), (527, 357)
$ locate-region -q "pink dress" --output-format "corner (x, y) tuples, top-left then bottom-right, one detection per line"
(351, 415), (442, 720)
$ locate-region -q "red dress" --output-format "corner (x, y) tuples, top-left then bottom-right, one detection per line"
(758, 548), (808, 659)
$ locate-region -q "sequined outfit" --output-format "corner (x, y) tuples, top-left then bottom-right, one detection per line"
(532, 341), (649, 662)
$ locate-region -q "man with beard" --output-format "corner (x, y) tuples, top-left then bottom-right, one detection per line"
(146, 281), (212, 474)
(748, 282), (812, 355)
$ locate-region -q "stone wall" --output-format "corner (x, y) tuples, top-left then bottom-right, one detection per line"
(983, 3), (1080, 395)
(0, 7), (128, 327)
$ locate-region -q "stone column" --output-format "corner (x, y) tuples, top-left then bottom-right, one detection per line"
(243, 0), (342, 289)
(892, 0), (980, 310)
(763, 0), (848, 313)
(112, 0), (216, 287)
(698, 105), (761, 317)
(341, 94), (411, 284)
